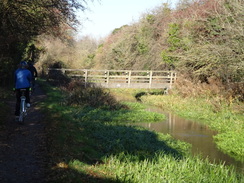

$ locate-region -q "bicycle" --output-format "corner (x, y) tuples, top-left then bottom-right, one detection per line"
(18, 89), (29, 123)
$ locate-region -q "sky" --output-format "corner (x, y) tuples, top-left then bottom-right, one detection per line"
(76, 0), (179, 39)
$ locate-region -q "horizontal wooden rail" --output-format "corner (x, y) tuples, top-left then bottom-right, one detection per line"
(47, 68), (177, 89)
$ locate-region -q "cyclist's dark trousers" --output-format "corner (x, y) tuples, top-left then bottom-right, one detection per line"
(32, 78), (36, 90)
(15, 88), (30, 116)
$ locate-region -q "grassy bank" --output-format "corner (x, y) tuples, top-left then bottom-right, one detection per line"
(38, 80), (243, 182)
(138, 93), (244, 162)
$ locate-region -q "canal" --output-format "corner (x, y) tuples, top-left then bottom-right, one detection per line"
(132, 106), (244, 173)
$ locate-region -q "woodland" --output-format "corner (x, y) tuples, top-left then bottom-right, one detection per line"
(0, 0), (243, 100)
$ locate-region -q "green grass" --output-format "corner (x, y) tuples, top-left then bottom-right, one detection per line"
(70, 154), (240, 183)
(73, 102), (165, 124)
(38, 80), (243, 182)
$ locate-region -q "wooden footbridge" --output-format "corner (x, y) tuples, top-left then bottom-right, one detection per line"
(48, 68), (177, 89)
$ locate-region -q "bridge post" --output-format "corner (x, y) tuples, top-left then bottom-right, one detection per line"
(61, 69), (65, 74)
(174, 72), (177, 84)
(127, 71), (131, 87)
(84, 70), (88, 88)
(169, 71), (173, 89)
(105, 71), (109, 87)
(149, 71), (153, 89)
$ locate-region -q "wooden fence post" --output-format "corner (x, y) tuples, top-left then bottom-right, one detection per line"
(84, 70), (88, 88)
(169, 71), (173, 89)
(128, 71), (131, 87)
(106, 71), (109, 87)
(61, 69), (65, 75)
(174, 72), (177, 84)
(149, 71), (153, 89)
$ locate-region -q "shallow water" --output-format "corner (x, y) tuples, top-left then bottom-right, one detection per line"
(132, 106), (244, 173)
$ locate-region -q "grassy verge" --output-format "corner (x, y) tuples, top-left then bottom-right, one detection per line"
(38, 80), (243, 182)
(139, 93), (244, 162)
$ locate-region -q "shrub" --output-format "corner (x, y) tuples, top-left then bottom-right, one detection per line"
(63, 81), (126, 110)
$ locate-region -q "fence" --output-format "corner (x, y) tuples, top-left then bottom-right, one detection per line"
(47, 68), (177, 89)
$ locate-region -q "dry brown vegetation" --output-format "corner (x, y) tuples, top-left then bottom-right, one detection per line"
(36, 35), (99, 73)
(38, 0), (243, 100)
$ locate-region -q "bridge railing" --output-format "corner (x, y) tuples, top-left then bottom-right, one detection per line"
(47, 68), (177, 89)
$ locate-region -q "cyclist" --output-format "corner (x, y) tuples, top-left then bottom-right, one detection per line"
(28, 61), (38, 90)
(14, 61), (32, 120)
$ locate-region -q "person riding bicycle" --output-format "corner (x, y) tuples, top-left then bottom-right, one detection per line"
(28, 61), (38, 90)
(14, 61), (32, 120)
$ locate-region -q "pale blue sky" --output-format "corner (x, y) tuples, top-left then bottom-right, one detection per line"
(77, 0), (178, 39)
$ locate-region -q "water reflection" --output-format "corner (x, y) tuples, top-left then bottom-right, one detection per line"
(131, 107), (244, 172)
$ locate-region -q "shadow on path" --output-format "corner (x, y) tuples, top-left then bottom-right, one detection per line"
(0, 84), (48, 183)
(0, 83), (124, 183)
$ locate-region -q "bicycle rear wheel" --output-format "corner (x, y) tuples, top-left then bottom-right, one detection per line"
(19, 112), (25, 123)
(19, 99), (26, 124)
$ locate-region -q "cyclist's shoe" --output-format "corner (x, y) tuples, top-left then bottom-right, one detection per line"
(26, 103), (31, 108)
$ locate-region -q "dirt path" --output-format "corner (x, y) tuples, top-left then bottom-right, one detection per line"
(0, 84), (48, 183)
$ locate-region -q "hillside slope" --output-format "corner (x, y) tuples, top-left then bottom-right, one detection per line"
(90, 0), (243, 99)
